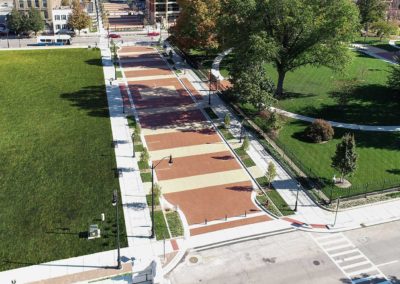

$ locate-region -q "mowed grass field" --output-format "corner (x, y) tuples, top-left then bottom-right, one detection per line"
(0, 49), (127, 271)
(275, 120), (400, 198)
(222, 51), (398, 125)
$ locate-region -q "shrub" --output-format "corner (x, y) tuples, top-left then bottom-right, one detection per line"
(224, 113), (231, 129)
(140, 147), (150, 164)
(305, 119), (334, 143)
(241, 135), (250, 151)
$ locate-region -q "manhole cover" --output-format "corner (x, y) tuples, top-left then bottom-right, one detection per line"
(262, 257), (276, 264)
(358, 236), (369, 244)
(313, 260), (320, 266)
(189, 256), (199, 264)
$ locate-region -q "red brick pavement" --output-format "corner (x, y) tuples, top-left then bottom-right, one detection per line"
(133, 96), (194, 110)
(154, 151), (241, 181)
(121, 60), (166, 68)
(124, 68), (171, 78)
(119, 83), (132, 109)
(164, 181), (259, 225)
(139, 109), (206, 129)
(120, 46), (155, 53)
(145, 128), (219, 151)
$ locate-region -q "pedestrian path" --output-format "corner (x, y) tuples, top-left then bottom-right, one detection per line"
(310, 233), (390, 284)
(211, 48), (400, 132)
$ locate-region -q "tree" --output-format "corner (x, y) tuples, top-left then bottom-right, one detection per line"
(171, 0), (221, 51)
(224, 113), (230, 129)
(222, 0), (360, 98)
(7, 8), (27, 35)
(331, 133), (358, 183)
(140, 147), (150, 164)
(265, 161), (277, 188)
(357, 0), (386, 35)
(27, 8), (44, 36)
(61, 0), (70, 6)
(231, 61), (276, 111)
(305, 119), (334, 143)
(67, 0), (91, 35)
(241, 135), (250, 151)
(371, 20), (398, 40)
(387, 56), (400, 91)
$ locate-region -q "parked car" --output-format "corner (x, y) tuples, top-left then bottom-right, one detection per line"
(108, 33), (121, 38)
(147, 32), (160, 36)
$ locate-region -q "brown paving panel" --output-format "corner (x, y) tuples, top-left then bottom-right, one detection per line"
(190, 215), (272, 236)
(180, 77), (203, 100)
(28, 262), (131, 284)
(134, 96), (194, 110)
(139, 109), (206, 129)
(119, 83), (132, 108)
(164, 181), (259, 224)
(119, 53), (161, 60)
(145, 128), (220, 151)
(127, 77), (181, 89)
(121, 60), (166, 69)
(120, 46), (155, 53)
(124, 68), (172, 78)
(154, 150), (240, 180)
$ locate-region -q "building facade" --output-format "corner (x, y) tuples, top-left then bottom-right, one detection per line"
(52, 7), (70, 33)
(145, 0), (179, 25)
(13, 0), (61, 22)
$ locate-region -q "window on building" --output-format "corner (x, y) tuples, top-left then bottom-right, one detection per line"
(61, 14), (66, 20)
(56, 24), (60, 29)
(42, 0), (47, 7)
(27, 0), (32, 7)
(19, 0), (24, 8)
(35, 0), (39, 7)
(55, 15), (60, 20)
(62, 24), (67, 29)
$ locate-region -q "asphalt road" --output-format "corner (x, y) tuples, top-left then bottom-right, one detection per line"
(168, 221), (400, 284)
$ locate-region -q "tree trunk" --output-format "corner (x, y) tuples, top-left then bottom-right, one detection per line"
(276, 69), (286, 98)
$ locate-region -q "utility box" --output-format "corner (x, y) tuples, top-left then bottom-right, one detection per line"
(88, 224), (101, 239)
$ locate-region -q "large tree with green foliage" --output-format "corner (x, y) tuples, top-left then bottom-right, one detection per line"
(7, 8), (27, 35)
(171, 0), (221, 51)
(331, 133), (358, 182)
(371, 20), (398, 40)
(67, 0), (91, 35)
(231, 60), (276, 111)
(220, 0), (360, 98)
(27, 8), (44, 35)
(356, 0), (387, 34)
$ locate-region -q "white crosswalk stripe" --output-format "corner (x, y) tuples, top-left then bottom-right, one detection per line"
(310, 233), (388, 284)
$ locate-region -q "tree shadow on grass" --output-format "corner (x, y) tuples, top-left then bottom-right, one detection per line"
(60, 85), (110, 118)
(85, 58), (103, 66)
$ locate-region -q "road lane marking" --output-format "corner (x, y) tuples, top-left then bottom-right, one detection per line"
(376, 260), (399, 267)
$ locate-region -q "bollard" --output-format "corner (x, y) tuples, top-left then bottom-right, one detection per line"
(101, 213), (105, 221)
(225, 214), (227, 221)
(205, 218), (207, 225)
(244, 211), (247, 217)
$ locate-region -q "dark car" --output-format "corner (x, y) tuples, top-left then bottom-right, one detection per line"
(108, 34), (121, 38)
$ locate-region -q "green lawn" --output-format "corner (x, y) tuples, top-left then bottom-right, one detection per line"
(165, 211), (184, 237)
(0, 49), (127, 271)
(275, 119), (400, 199)
(154, 211), (170, 240)
(222, 51), (398, 125)
(234, 147), (256, 167)
(217, 125), (235, 140)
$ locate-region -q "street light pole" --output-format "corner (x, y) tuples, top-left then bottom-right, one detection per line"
(333, 197), (340, 227)
(112, 189), (122, 269)
(239, 121), (245, 143)
(208, 69), (212, 105)
(150, 155), (173, 238)
(294, 182), (300, 212)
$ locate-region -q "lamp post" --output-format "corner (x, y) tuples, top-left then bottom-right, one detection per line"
(294, 182), (300, 212)
(112, 189), (122, 270)
(208, 69), (212, 105)
(150, 155), (173, 238)
(333, 197), (340, 227)
(239, 120), (245, 143)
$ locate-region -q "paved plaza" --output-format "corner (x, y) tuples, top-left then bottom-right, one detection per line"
(118, 45), (273, 236)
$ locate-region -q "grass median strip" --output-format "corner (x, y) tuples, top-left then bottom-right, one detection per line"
(166, 211), (184, 237)
(257, 177), (294, 216)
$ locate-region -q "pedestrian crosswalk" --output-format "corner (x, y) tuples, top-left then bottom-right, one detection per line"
(310, 233), (390, 284)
